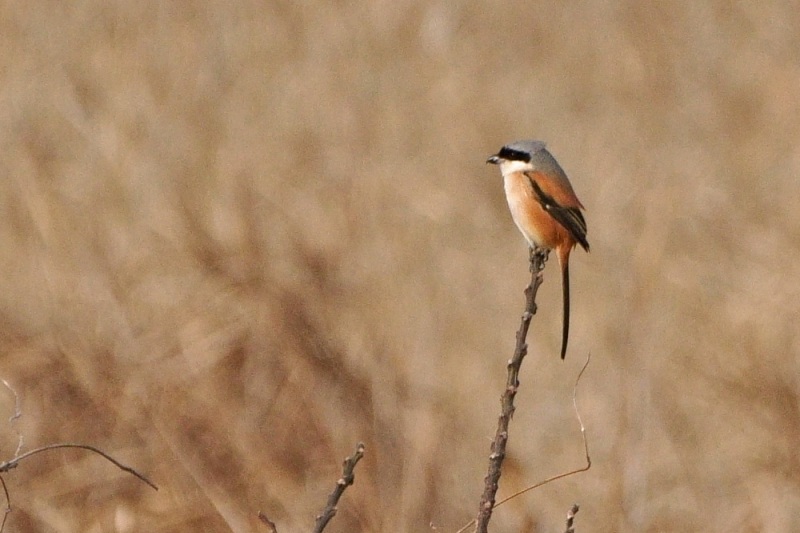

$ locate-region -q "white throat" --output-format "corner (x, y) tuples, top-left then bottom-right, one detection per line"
(499, 159), (532, 177)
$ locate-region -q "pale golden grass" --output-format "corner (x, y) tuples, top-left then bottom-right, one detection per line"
(0, 2), (799, 532)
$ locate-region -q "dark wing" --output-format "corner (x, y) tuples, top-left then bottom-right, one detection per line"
(525, 173), (590, 252)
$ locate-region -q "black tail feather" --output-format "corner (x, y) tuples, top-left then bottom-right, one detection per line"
(561, 262), (570, 360)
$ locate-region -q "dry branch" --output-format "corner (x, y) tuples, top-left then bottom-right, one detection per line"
(258, 511), (278, 533)
(312, 442), (365, 533)
(0, 381), (158, 532)
(491, 353), (592, 507)
(457, 342), (592, 533)
(1, 380), (22, 459)
(475, 246), (548, 533)
(457, 353), (591, 533)
(0, 443), (158, 490)
(564, 503), (579, 533)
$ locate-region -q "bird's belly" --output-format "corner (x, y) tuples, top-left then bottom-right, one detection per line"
(503, 174), (554, 249)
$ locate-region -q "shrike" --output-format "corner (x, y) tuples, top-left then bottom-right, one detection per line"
(487, 140), (589, 359)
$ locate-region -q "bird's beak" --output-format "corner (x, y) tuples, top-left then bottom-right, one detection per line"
(486, 155), (500, 165)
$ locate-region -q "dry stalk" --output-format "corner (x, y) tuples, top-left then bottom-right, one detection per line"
(475, 246), (548, 532)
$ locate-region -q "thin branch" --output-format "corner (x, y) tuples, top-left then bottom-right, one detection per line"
(564, 504), (579, 533)
(0, 443), (158, 491)
(0, 384), (156, 533)
(491, 353), (592, 506)
(258, 511), (278, 533)
(0, 380), (18, 533)
(1, 380), (23, 457)
(0, 475), (9, 533)
(475, 246), (548, 533)
(312, 442), (365, 533)
(457, 354), (591, 533)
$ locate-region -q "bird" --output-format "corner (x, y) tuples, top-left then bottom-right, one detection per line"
(487, 140), (589, 359)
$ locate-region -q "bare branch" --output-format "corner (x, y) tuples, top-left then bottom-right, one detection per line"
(312, 442), (365, 533)
(0, 443), (158, 491)
(1, 380), (23, 457)
(564, 504), (579, 533)
(0, 475), (10, 533)
(0, 381), (21, 424)
(475, 246), (548, 533)
(258, 511), (278, 532)
(492, 353), (592, 507)
(0, 385), (156, 532)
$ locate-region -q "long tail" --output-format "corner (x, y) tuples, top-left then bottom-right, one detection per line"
(560, 260), (570, 360)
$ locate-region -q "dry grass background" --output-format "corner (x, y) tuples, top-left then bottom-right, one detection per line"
(0, 1), (798, 532)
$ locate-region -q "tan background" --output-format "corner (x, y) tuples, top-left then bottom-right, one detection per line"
(1, 2), (798, 532)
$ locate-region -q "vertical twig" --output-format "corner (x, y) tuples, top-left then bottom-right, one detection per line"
(1, 380), (23, 458)
(475, 247), (548, 533)
(564, 503), (579, 533)
(258, 511), (278, 533)
(312, 442), (365, 533)
(0, 476), (10, 533)
(489, 353), (592, 507)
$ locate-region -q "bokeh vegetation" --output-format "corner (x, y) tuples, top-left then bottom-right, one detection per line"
(0, 2), (798, 531)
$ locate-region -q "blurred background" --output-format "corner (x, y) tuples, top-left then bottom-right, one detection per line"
(0, 1), (798, 531)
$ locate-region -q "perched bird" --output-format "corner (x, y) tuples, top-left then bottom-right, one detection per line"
(487, 140), (589, 359)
